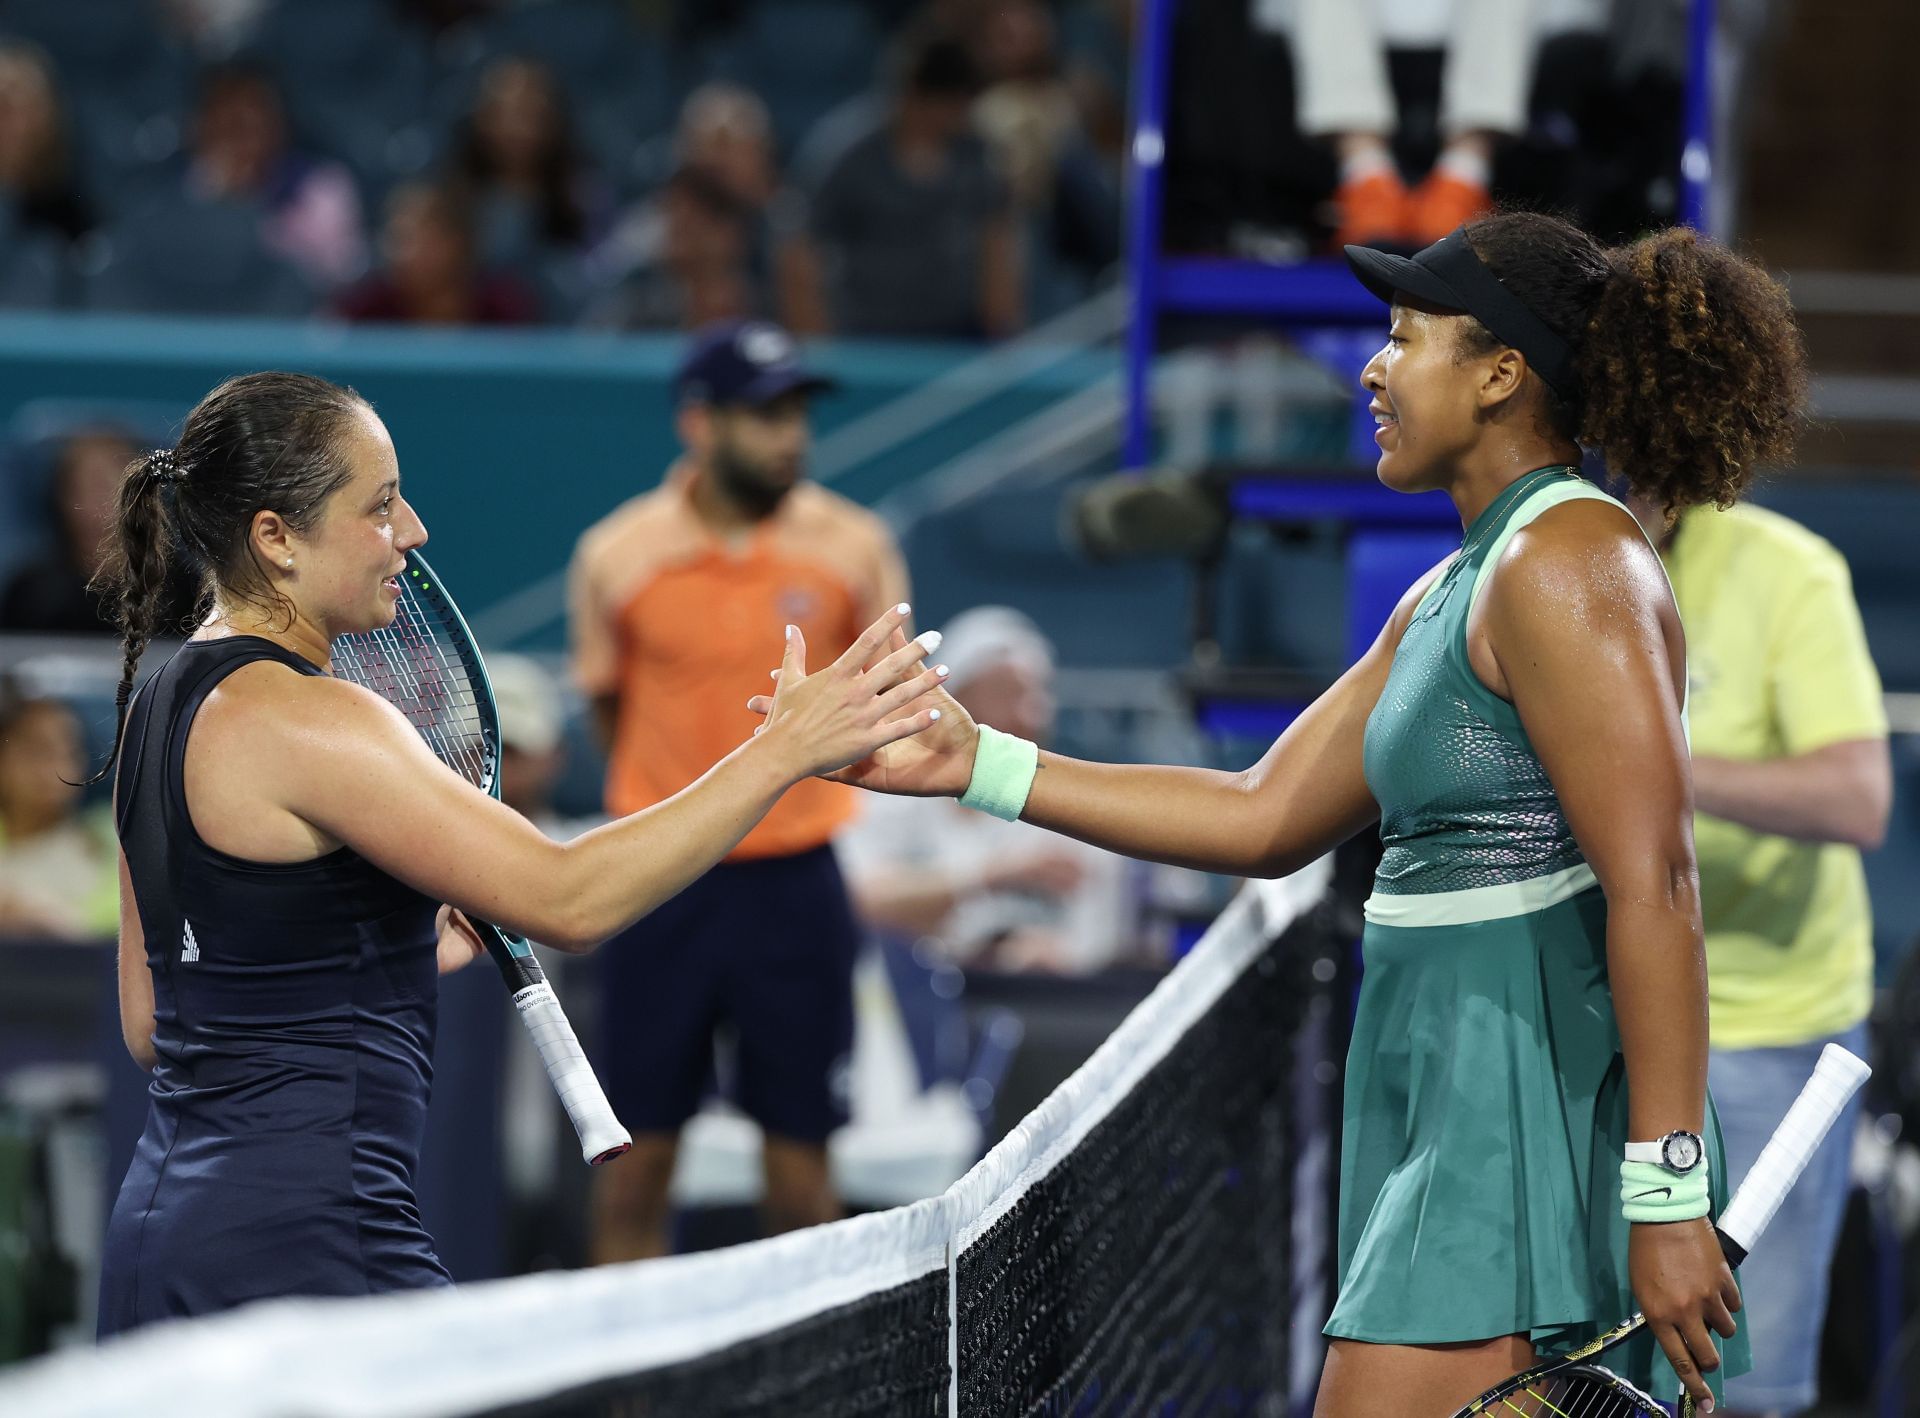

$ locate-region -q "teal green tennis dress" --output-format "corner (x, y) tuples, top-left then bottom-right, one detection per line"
(1328, 465), (1748, 1403)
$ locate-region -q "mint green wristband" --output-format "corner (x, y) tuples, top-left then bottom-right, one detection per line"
(1621, 1158), (1711, 1224)
(959, 725), (1039, 821)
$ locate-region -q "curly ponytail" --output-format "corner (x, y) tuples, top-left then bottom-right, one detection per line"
(1458, 211), (1808, 514)
(1580, 227), (1806, 512)
(87, 450), (187, 784)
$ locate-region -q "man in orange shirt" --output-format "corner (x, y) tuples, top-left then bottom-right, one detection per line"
(569, 320), (909, 1261)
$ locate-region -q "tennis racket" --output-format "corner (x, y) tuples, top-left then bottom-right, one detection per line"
(1451, 1042), (1871, 1417)
(333, 550), (632, 1166)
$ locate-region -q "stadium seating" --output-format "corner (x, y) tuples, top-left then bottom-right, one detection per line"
(244, 0), (438, 203)
(80, 190), (314, 318)
(464, 0), (676, 194)
(0, 0), (191, 212)
(0, 214), (66, 311)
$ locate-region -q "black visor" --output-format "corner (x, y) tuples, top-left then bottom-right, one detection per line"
(1345, 230), (1580, 405)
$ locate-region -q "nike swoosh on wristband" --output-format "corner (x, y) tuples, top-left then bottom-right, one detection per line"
(1629, 1186), (1673, 1202)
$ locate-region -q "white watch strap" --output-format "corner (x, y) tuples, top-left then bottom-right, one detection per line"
(1623, 1139), (1666, 1164)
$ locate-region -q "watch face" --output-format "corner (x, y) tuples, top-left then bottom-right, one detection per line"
(1663, 1132), (1704, 1172)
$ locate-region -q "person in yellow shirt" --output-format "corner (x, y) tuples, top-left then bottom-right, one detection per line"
(1645, 497), (1892, 1418)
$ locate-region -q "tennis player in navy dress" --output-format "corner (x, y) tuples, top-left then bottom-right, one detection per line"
(94, 372), (945, 1335)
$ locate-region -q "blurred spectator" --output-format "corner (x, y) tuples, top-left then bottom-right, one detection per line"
(335, 182), (539, 326)
(185, 63), (367, 287)
(1281, 0), (1536, 247)
(448, 57), (602, 270)
(592, 83), (828, 334)
(971, 0), (1119, 307)
(840, 607), (1162, 973)
(1, 429), (203, 636)
(586, 165), (757, 330)
(0, 42), (94, 246)
(0, 689), (117, 940)
(801, 33), (1023, 339)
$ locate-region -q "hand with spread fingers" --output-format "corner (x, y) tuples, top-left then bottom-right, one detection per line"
(751, 622), (979, 796)
(750, 605), (952, 784)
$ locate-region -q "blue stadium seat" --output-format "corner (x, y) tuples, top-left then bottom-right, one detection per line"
(80, 189), (315, 318)
(0, 218), (67, 310)
(737, 0), (881, 152)
(1750, 481), (1920, 691)
(245, 0), (437, 198)
(0, 0), (192, 208)
(476, 0), (661, 101)
(1866, 735), (1920, 976)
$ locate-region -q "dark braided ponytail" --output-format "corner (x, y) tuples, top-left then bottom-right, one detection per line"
(86, 449), (183, 783)
(87, 372), (371, 784)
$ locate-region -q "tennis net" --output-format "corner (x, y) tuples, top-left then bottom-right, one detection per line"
(0, 861), (1340, 1418)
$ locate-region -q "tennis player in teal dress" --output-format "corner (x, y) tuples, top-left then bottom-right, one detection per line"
(756, 210), (1810, 1416)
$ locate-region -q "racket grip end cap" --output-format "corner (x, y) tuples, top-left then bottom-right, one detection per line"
(589, 1138), (634, 1166)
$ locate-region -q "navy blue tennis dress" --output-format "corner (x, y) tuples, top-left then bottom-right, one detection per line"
(98, 636), (451, 1336)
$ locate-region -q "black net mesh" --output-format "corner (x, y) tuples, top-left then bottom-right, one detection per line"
(475, 1272), (951, 1418)
(0, 879), (1345, 1418)
(953, 930), (1312, 1417)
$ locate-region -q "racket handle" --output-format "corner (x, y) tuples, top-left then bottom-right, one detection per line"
(1714, 1043), (1869, 1265)
(511, 980), (633, 1166)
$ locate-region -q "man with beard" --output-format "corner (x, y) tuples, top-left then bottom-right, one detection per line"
(569, 320), (910, 1261)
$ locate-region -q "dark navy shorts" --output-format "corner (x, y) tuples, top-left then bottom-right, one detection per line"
(596, 843), (858, 1144)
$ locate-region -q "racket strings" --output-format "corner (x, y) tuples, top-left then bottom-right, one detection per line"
(332, 587), (494, 791)
(1494, 1369), (1663, 1418)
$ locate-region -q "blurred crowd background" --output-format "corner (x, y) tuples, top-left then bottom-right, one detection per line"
(0, 1), (1916, 1413)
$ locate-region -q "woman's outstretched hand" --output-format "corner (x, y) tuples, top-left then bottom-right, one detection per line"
(752, 606), (953, 784)
(750, 621), (980, 797)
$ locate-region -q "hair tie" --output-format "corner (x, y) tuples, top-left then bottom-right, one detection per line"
(149, 449), (184, 486)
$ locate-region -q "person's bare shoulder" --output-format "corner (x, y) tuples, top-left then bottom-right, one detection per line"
(194, 657), (409, 759)
(1489, 497), (1671, 633)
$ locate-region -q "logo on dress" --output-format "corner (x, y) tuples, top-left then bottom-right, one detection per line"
(181, 920), (200, 963)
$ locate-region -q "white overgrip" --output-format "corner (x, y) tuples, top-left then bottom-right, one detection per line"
(512, 981), (633, 1165)
(1716, 1043), (1870, 1254)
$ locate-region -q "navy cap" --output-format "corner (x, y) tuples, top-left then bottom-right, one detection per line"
(673, 321), (837, 407)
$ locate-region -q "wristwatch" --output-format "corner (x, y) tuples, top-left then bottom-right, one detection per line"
(1624, 1130), (1705, 1174)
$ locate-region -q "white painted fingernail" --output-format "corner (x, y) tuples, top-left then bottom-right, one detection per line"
(785, 623), (797, 639)
(935, 665), (950, 678)
(915, 629), (943, 655)
(930, 709), (941, 721)
(894, 602), (911, 616)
